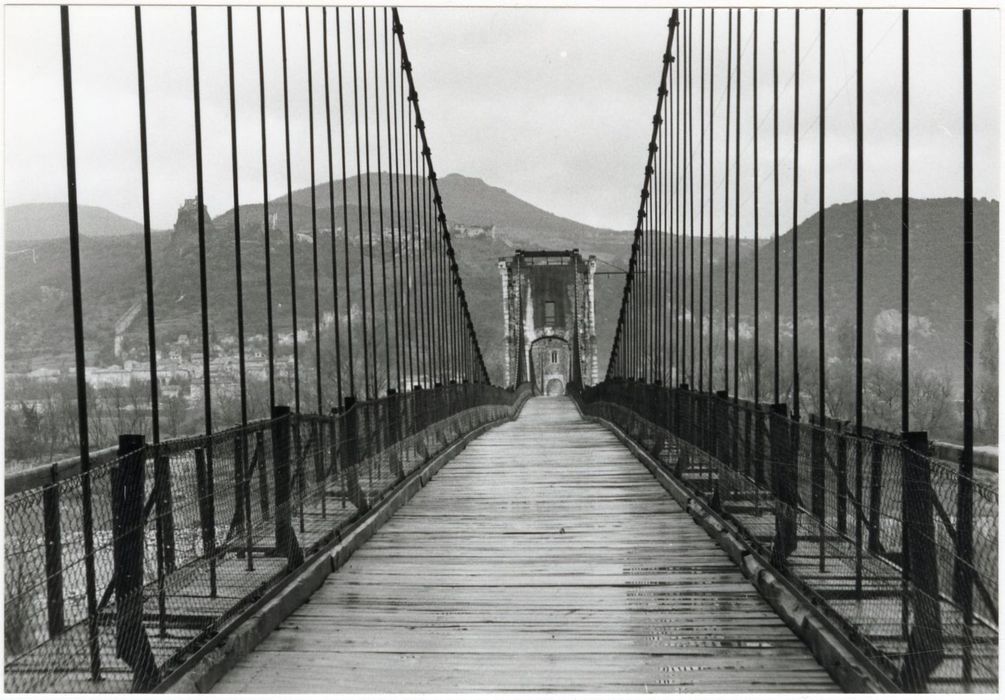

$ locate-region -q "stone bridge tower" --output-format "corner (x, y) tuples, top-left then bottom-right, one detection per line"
(497, 250), (598, 394)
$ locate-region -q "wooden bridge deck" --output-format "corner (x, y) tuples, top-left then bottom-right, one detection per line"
(214, 397), (838, 693)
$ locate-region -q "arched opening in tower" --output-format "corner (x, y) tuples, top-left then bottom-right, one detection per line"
(545, 378), (565, 396)
(530, 336), (570, 396)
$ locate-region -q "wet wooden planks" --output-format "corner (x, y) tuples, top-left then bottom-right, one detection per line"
(215, 397), (839, 692)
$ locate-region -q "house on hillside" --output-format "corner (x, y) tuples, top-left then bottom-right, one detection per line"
(26, 368), (60, 383)
(451, 222), (496, 240)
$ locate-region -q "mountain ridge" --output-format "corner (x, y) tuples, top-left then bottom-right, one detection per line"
(5, 203), (143, 242)
(4, 177), (998, 399)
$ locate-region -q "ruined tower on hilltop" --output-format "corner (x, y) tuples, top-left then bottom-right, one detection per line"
(497, 250), (598, 394)
(170, 198), (216, 254)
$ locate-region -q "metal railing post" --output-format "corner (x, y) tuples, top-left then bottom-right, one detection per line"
(111, 434), (160, 691)
(256, 430), (269, 520)
(293, 418), (305, 534)
(341, 397), (370, 513)
(811, 415), (826, 571)
(714, 390), (728, 465)
(753, 404), (766, 488)
(228, 434), (244, 541)
(42, 478), (65, 639)
(326, 415), (338, 517)
(836, 428), (848, 535)
(243, 437), (253, 567)
(854, 430), (864, 596)
(432, 382), (446, 450)
(676, 384), (690, 477)
(154, 451), (176, 574)
(194, 446), (219, 592)
(743, 401), (752, 480)
(868, 438), (883, 553)
(445, 381), (456, 441)
(363, 402), (374, 489)
(769, 403), (797, 568)
(270, 406), (303, 571)
(897, 430), (944, 691)
(712, 390), (729, 504)
(152, 450), (167, 637)
(234, 434), (253, 571)
(331, 411), (345, 510)
(753, 404), (765, 515)
(387, 389), (404, 478)
(732, 400), (740, 473)
(312, 421), (324, 516)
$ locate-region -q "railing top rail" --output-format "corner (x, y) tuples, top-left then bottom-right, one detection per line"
(4, 445), (120, 497)
(4, 414), (276, 497)
(4, 383), (528, 499)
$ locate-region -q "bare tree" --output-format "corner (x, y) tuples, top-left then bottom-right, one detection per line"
(864, 361), (901, 432)
(163, 393), (188, 439)
(126, 379), (151, 435)
(978, 316), (998, 442)
(909, 368), (956, 440)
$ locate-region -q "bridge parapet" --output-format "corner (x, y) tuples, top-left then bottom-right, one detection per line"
(601, 6), (996, 692)
(571, 381), (998, 692)
(4, 3), (515, 691)
(4, 383), (532, 693)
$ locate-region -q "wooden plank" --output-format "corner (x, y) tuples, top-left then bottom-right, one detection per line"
(215, 397), (838, 692)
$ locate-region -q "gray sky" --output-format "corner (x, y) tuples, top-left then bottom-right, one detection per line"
(4, 5), (1000, 233)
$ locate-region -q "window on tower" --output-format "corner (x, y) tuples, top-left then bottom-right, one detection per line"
(544, 301), (556, 326)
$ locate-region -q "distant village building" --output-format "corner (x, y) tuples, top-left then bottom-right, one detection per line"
(82, 363), (191, 388)
(27, 368), (60, 383)
(277, 329), (312, 346)
(162, 385), (183, 399)
(246, 359), (270, 380)
(451, 222), (496, 239)
(84, 366), (132, 388)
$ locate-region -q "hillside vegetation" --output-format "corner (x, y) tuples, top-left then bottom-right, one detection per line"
(5, 177), (997, 405)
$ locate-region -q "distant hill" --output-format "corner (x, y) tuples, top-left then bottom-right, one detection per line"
(730, 197), (999, 391)
(261, 172), (632, 251)
(438, 174), (626, 244)
(5, 203), (142, 242)
(248, 173), (754, 379)
(4, 181), (997, 395)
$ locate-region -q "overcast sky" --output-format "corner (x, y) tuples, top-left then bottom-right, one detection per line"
(4, 4), (1000, 233)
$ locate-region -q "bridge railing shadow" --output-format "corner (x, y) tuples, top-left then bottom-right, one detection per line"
(3, 382), (533, 694)
(569, 379), (998, 693)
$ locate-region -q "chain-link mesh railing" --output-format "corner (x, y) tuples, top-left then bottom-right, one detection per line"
(571, 380), (997, 693)
(5, 383), (532, 693)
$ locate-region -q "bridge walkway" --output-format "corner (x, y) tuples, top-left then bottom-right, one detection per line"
(214, 397), (839, 692)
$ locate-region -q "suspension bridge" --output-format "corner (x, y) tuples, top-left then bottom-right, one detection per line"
(4, 5), (997, 694)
